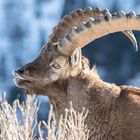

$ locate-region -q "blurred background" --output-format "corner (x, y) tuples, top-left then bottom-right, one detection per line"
(0, 0), (140, 137)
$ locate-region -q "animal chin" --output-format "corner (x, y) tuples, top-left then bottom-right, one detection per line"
(14, 78), (31, 87)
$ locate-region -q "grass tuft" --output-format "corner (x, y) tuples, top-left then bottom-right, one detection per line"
(0, 95), (89, 140)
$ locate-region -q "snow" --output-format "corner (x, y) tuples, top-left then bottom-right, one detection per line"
(0, 0), (65, 93)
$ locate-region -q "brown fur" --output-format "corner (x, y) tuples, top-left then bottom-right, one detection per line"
(53, 74), (140, 140)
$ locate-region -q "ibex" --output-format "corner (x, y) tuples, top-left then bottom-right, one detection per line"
(13, 7), (140, 140)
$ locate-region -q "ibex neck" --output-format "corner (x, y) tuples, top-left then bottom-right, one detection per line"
(53, 76), (121, 138)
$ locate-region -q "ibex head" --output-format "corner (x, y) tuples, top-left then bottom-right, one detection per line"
(13, 42), (85, 94)
(13, 7), (140, 97)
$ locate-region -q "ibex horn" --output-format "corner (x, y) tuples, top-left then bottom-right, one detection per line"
(57, 10), (139, 55)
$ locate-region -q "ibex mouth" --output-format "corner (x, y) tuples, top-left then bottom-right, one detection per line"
(13, 70), (31, 86)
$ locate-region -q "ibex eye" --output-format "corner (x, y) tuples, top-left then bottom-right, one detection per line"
(52, 63), (61, 69)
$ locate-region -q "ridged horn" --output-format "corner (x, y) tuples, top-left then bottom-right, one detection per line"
(57, 10), (140, 55)
(48, 7), (108, 43)
(113, 10), (138, 50)
(48, 7), (138, 54)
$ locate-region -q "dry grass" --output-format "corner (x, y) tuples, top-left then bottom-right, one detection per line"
(0, 95), (89, 140)
(0, 95), (39, 140)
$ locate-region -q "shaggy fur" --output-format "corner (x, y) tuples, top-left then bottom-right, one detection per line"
(50, 71), (140, 140)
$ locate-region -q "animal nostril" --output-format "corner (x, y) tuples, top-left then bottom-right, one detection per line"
(17, 67), (26, 74)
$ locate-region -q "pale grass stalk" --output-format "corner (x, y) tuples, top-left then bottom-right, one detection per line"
(0, 95), (39, 140)
(40, 102), (89, 140)
(0, 95), (89, 140)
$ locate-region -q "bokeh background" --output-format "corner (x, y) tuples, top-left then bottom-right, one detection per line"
(0, 0), (140, 136)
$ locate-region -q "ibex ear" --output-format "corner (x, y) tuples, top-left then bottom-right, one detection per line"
(71, 48), (82, 67)
(70, 48), (82, 76)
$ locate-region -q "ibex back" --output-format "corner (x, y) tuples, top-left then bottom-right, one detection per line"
(13, 7), (140, 140)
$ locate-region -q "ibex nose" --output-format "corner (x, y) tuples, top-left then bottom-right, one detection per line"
(16, 67), (26, 74)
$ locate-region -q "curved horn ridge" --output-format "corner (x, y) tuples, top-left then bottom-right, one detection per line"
(49, 7), (110, 43)
(58, 11), (140, 55)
